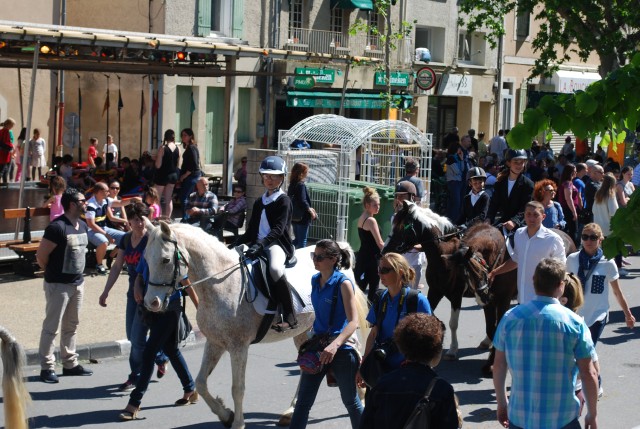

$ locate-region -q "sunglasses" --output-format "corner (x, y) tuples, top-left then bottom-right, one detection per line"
(581, 234), (600, 241)
(544, 188), (555, 193)
(378, 266), (394, 275)
(310, 252), (330, 262)
(110, 186), (120, 190)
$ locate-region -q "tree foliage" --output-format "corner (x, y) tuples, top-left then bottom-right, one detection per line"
(506, 53), (640, 257)
(458, 0), (640, 77)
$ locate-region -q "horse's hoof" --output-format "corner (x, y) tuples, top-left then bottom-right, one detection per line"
(277, 414), (292, 427)
(478, 339), (492, 350)
(443, 352), (458, 361)
(221, 411), (235, 428)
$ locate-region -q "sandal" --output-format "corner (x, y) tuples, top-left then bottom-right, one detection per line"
(175, 391), (199, 406)
(118, 406), (142, 421)
(271, 322), (297, 333)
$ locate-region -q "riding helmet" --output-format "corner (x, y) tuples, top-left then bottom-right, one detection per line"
(259, 156), (287, 175)
(505, 149), (528, 161)
(467, 167), (487, 181)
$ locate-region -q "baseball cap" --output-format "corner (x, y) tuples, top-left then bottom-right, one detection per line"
(395, 180), (417, 195)
(585, 159), (600, 167)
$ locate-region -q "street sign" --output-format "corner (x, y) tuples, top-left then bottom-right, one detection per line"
(374, 71), (410, 87)
(294, 67), (335, 84)
(415, 67), (437, 91)
(293, 76), (315, 89)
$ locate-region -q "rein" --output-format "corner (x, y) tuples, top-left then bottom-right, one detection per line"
(436, 229), (464, 242)
(148, 237), (187, 291)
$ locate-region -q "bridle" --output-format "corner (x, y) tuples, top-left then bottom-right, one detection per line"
(148, 236), (189, 292)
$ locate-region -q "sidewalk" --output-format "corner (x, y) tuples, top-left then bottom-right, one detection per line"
(0, 269), (200, 366)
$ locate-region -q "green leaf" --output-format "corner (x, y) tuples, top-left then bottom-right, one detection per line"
(505, 125), (531, 149)
(616, 130), (627, 144)
(575, 92), (598, 116)
(550, 113), (571, 135)
(601, 133), (611, 147)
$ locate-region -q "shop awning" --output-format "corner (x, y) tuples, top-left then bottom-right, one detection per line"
(330, 0), (374, 11)
(286, 91), (413, 110)
(551, 70), (601, 94)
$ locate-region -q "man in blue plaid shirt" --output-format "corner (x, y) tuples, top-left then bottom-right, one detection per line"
(183, 177), (218, 227)
(493, 258), (599, 429)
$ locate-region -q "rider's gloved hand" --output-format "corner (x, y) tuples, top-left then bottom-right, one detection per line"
(244, 244), (263, 259)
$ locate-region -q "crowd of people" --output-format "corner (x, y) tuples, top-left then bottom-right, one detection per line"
(25, 125), (639, 428)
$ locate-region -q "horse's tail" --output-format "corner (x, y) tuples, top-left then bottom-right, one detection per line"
(0, 326), (30, 429)
(353, 288), (370, 353)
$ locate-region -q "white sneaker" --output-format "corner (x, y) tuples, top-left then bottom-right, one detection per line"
(598, 385), (604, 398)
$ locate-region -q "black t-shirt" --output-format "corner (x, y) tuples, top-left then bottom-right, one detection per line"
(43, 215), (89, 285)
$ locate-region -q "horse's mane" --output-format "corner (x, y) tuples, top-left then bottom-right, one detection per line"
(412, 204), (456, 234)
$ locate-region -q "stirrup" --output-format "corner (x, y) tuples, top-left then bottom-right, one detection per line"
(271, 321), (297, 332)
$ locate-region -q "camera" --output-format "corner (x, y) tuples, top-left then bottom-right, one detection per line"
(373, 340), (398, 361)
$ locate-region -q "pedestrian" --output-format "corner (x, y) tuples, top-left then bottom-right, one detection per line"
(235, 155), (297, 331)
(234, 156), (248, 187)
(488, 129), (508, 162)
(445, 143), (467, 221)
(211, 184), (247, 240)
(360, 313), (459, 429)
(0, 118), (16, 184)
(392, 181), (426, 288)
(29, 128), (46, 180)
(14, 127), (27, 182)
(615, 166), (635, 208)
(106, 180), (129, 232)
(360, 253), (431, 389)
(182, 176), (219, 229)
(533, 179), (566, 230)
(99, 203), (169, 392)
(354, 186), (385, 302)
(592, 173), (627, 275)
(493, 258), (599, 429)
(566, 223), (635, 348)
(154, 129), (180, 218)
(288, 162), (317, 249)
(87, 137), (98, 168)
(558, 163), (582, 245)
(42, 176), (67, 222)
(143, 186), (162, 219)
(488, 201), (566, 304)
(118, 252), (199, 420)
(102, 134), (118, 163)
(36, 188), (93, 383)
(582, 160), (604, 223)
(486, 149), (534, 233)
(290, 239), (363, 429)
(177, 128), (202, 221)
(399, 157), (425, 200)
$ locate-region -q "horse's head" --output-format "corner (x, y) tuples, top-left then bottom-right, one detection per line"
(442, 246), (492, 307)
(382, 201), (455, 255)
(143, 219), (191, 312)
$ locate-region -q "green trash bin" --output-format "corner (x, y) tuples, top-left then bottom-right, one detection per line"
(345, 180), (396, 244)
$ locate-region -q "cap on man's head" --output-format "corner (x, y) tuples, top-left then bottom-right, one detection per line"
(395, 180), (417, 195)
(405, 158), (420, 172)
(585, 159), (600, 167)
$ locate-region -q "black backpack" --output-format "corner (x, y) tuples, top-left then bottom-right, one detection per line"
(374, 288), (420, 324)
(402, 377), (440, 429)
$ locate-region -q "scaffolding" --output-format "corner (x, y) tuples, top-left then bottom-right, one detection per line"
(277, 114), (432, 244)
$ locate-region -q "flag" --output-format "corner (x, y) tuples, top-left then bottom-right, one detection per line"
(140, 90), (146, 119)
(102, 90), (110, 117)
(151, 90), (159, 117)
(190, 90), (196, 113)
(118, 89), (124, 111)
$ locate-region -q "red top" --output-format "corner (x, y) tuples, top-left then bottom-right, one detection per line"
(0, 128), (14, 164)
(87, 145), (97, 164)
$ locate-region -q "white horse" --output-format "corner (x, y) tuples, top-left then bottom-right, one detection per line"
(143, 220), (369, 429)
(1, 326), (31, 429)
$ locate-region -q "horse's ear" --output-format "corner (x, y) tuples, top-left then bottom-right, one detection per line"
(160, 220), (171, 237)
(403, 200), (413, 211)
(464, 247), (474, 259)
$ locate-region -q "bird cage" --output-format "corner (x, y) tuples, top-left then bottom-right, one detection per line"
(278, 114), (432, 245)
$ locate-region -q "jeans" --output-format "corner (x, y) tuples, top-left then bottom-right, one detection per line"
(179, 171), (202, 221)
(290, 348), (363, 429)
(128, 309), (195, 408)
(125, 298), (167, 382)
(292, 222), (310, 249)
(588, 315), (608, 346)
(510, 417), (580, 429)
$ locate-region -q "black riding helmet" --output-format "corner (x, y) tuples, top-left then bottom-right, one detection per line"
(505, 149), (528, 161)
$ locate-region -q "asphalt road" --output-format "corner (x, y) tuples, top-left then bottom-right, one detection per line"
(2, 260), (640, 428)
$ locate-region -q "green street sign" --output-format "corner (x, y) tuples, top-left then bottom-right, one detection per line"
(374, 71), (410, 87)
(295, 67), (335, 84)
(294, 76), (315, 89)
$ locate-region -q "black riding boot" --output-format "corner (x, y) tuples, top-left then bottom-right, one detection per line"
(271, 275), (297, 332)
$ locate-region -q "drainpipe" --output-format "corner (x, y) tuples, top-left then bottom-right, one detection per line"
(57, 0), (66, 152)
(264, 0), (281, 149)
(494, 26), (504, 136)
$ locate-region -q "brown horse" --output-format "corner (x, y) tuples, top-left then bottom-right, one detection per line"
(383, 202), (576, 374)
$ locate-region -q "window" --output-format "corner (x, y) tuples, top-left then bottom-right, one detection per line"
(457, 31), (486, 66)
(210, 0), (232, 36)
(330, 8), (343, 34)
(457, 33), (472, 62)
(367, 11), (382, 49)
(237, 88), (252, 142)
(288, 0), (305, 42)
(415, 26), (445, 62)
(516, 11), (531, 39)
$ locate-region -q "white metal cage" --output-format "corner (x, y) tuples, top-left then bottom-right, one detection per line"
(277, 114), (432, 244)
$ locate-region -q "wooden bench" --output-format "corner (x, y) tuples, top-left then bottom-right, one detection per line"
(2, 207), (50, 276)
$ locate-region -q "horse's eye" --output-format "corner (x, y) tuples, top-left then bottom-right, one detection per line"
(162, 257), (170, 264)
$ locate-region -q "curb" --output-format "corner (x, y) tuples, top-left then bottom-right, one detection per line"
(25, 327), (206, 368)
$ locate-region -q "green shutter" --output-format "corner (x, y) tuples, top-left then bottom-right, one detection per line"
(197, 0), (212, 36)
(232, 0), (244, 39)
(176, 86), (193, 131)
(206, 87), (225, 163)
(237, 88), (251, 141)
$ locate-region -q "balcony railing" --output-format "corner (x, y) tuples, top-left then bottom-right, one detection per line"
(283, 28), (411, 65)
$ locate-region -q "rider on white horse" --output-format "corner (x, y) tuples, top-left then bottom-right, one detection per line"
(235, 155), (298, 332)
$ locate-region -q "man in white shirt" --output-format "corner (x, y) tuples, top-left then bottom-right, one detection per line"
(488, 201), (566, 304)
(488, 130), (508, 162)
(102, 134), (118, 163)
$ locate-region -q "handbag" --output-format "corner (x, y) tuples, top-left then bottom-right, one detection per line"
(177, 295), (193, 346)
(296, 276), (342, 374)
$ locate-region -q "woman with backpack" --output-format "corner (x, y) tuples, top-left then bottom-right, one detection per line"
(360, 313), (460, 429)
(359, 253), (431, 390)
